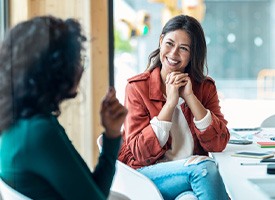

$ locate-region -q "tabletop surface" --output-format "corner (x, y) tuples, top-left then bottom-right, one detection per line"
(211, 141), (275, 200)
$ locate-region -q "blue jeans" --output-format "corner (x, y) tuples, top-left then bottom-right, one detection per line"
(137, 159), (228, 200)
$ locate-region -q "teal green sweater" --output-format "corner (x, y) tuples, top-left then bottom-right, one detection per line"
(0, 114), (121, 200)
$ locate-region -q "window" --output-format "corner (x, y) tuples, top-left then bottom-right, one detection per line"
(113, 0), (275, 128)
(204, 0), (275, 99)
(0, 0), (8, 41)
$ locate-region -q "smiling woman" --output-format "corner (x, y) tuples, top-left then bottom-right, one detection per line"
(118, 14), (230, 200)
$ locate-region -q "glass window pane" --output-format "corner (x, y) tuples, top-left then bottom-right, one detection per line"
(114, 0), (275, 128)
(0, 0), (8, 42)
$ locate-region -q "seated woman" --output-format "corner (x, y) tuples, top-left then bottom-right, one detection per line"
(0, 15), (127, 199)
(118, 15), (230, 200)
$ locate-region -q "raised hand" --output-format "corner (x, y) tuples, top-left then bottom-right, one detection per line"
(100, 87), (128, 138)
(178, 74), (193, 99)
(165, 72), (191, 104)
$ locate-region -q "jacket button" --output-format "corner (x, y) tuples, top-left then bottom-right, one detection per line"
(146, 159), (151, 164)
(221, 133), (226, 138)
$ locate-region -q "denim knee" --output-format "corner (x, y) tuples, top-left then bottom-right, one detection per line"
(189, 160), (219, 179)
(188, 160), (228, 200)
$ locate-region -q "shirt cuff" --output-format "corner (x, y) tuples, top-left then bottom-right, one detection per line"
(102, 133), (122, 158)
(150, 116), (172, 147)
(193, 109), (212, 131)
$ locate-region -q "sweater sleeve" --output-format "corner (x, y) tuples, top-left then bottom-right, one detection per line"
(193, 109), (212, 131)
(25, 117), (120, 200)
(150, 116), (172, 147)
(92, 133), (121, 195)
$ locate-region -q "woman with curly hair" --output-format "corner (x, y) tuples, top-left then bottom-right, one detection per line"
(0, 15), (127, 199)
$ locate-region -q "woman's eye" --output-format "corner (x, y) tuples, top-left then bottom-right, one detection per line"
(166, 42), (173, 46)
(180, 47), (189, 52)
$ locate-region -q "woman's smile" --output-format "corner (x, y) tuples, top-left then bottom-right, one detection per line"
(166, 57), (180, 66)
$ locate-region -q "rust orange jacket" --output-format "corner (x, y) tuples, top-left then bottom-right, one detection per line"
(118, 67), (230, 169)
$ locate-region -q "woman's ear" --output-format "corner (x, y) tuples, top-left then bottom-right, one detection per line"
(159, 34), (164, 46)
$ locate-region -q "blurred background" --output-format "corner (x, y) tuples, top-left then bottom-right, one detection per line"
(1, 0), (275, 167)
(113, 0), (275, 129)
(113, 0), (275, 101)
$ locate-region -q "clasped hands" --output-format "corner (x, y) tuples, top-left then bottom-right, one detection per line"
(165, 71), (193, 106)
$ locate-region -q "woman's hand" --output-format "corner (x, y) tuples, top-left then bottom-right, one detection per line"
(178, 74), (193, 99)
(165, 72), (191, 103)
(100, 87), (128, 138)
(158, 72), (192, 122)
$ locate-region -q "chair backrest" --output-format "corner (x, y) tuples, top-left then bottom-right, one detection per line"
(261, 114), (275, 128)
(97, 134), (164, 200)
(257, 69), (275, 99)
(0, 179), (32, 200)
(108, 191), (130, 200)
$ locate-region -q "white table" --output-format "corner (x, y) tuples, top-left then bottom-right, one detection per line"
(211, 143), (275, 200)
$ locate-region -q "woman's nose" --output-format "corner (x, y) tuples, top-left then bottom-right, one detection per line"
(171, 46), (179, 55)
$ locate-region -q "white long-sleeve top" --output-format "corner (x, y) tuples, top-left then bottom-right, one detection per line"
(150, 98), (212, 161)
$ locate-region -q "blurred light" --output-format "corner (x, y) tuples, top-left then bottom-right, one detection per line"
(205, 36), (211, 45)
(120, 10), (150, 38)
(227, 33), (236, 43)
(182, 0), (206, 22)
(142, 25), (149, 35)
(185, 0), (199, 7)
(254, 37), (263, 47)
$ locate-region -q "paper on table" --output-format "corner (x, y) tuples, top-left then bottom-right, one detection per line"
(254, 128), (275, 141)
(229, 129), (260, 140)
(230, 128), (275, 141)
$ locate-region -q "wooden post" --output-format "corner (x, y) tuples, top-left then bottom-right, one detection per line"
(90, 0), (109, 167)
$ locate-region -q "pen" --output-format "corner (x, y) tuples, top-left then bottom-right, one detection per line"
(240, 163), (268, 166)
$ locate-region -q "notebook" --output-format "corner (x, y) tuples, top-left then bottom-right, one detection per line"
(231, 151), (274, 159)
(257, 142), (275, 148)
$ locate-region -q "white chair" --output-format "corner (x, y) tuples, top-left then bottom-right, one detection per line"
(97, 134), (164, 200)
(108, 191), (130, 200)
(261, 114), (275, 128)
(0, 178), (128, 200)
(0, 178), (31, 200)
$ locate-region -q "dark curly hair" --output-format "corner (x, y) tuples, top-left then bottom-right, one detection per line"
(146, 15), (208, 83)
(0, 15), (86, 132)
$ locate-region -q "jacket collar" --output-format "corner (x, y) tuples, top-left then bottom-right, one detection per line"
(149, 67), (166, 102)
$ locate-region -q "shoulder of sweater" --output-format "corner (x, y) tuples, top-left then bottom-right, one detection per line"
(24, 115), (62, 139)
(28, 114), (59, 127)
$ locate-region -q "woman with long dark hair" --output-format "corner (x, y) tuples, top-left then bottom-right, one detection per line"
(119, 15), (230, 200)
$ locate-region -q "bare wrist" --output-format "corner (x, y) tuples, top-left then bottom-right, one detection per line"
(184, 93), (195, 101)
